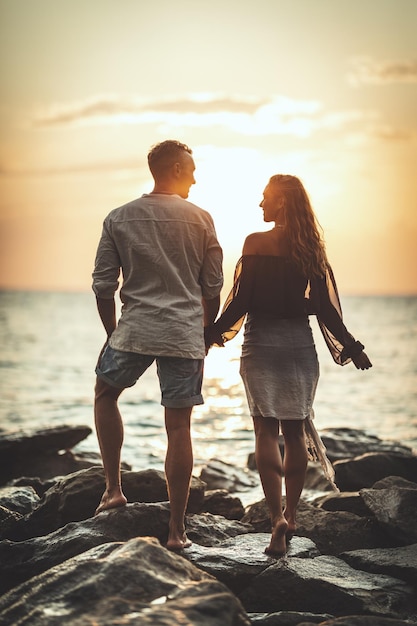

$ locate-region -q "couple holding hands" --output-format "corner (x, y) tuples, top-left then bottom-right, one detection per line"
(92, 140), (371, 556)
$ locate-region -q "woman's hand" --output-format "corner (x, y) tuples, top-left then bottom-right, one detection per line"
(352, 351), (372, 370)
(204, 325), (224, 353)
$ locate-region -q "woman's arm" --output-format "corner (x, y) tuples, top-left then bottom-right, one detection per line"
(311, 269), (372, 368)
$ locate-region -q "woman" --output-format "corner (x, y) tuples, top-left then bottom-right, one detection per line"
(205, 174), (372, 557)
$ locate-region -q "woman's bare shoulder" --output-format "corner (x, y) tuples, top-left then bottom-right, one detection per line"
(242, 232), (267, 254)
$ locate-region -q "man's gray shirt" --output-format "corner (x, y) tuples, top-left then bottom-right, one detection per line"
(92, 193), (223, 359)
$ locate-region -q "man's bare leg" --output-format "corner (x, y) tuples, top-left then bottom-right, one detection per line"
(253, 416), (288, 556)
(164, 406), (193, 550)
(94, 377), (127, 514)
(281, 419), (308, 538)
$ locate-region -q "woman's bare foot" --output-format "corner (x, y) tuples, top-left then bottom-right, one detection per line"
(283, 508), (296, 541)
(166, 529), (192, 552)
(264, 518), (288, 557)
(95, 488), (127, 515)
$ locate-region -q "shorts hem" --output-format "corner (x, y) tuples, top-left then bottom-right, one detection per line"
(162, 394), (204, 408)
(95, 367), (133, 389)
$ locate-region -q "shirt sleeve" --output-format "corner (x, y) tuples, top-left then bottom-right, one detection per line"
(199, 223), (224, 300)
(307, 266), (364, 365)
(92, 219), (121, 299)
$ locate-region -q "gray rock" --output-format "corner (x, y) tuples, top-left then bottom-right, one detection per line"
(0, 425), (93, 484)
(3, 466), (206, 540)
(0, 536), (251, 626)
(239, 555), (416, 618)
(186, 512), (253, 546)
(200, 458), (259, 492)
(360, 485), (417, 545)
(0, 505), (22, 539)
(304, 462), (335, 492)
(8, 476), (64, 498)
(0, 504), (252, 595)
(185, 533), (319, 593)
(319, 428), (415, 462)
(371, 476), (417, 491)
(334, 453), (417, 492)
(241, 498), (271, 533)
(314, 492), (370, 517)
(341, 543), (417, 586)
(0, 424), (92, 458)
(203, 489), (245, 519)
(0, 502), (170, 594)
(243, 499), (384, 555)
(0, 485), (40, 515)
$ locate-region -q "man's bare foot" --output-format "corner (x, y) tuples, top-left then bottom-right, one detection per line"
(264, 518), (288, 557)
(166, 530), (192, 552)
(95, 489), (127, 515)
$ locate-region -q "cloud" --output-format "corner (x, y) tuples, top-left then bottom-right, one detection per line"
(31, 93), (366, 139)
(32, 94), (269, 127)
(348, 56), (417, 85)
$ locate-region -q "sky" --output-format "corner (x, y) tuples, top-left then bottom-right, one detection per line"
(1, 0), (416, 296)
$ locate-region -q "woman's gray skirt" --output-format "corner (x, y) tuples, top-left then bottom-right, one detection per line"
(239, 315), (319, 420)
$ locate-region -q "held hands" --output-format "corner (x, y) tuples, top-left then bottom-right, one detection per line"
(352, 351), (372, 370)
(204, 325), (224, 354)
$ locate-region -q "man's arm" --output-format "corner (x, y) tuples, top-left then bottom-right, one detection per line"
(96, 296), (117, 338)
(203, 295), (220, 354)
(202, 295), (220, 327)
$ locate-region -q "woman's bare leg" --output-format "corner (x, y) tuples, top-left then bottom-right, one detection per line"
(281, 419), (308, 537)
(253, 416), (288, 556)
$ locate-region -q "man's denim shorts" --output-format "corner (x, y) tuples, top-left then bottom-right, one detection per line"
(96, 344), (204, 408)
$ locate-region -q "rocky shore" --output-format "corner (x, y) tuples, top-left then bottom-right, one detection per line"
(0, 424), (416, 625)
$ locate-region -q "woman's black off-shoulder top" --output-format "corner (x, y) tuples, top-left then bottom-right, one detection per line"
(213, 255), (364, 365)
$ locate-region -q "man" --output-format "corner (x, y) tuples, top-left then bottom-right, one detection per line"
(92, 140), (223, 550)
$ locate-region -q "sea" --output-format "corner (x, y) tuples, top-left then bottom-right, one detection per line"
(1, 290), (416, 478)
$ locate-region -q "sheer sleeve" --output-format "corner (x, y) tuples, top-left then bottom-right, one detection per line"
(306, 265), (364, 365)
(213, 256), (255, 342)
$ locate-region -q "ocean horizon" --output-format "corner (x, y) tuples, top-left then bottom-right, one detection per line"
(1, 290), (416, 474)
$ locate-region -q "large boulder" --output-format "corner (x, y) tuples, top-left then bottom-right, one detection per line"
(334, 453), (417, 492)
(0, 484), (40, 515)
(342, 543), (417, 587)
(186, 512), (252, 547)
(242, 498), (384, 555)
(360, 482), (417, 545)
(0, 502), (170, 594)
(2, 467), (206, 540)
(0, 505), (252, 596)
(202, 489), (245, 520)
(186, 533), (319, 593)
(313, 491), (370, 517)
(319, 428), (415, 462)
(0, 425), (94, 484)
(0, 536), (251, 626)
(200, 458), (259, 492)
(238, 554), (415, 618)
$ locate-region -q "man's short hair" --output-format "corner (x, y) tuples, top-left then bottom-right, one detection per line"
(148, 140), (192, 178)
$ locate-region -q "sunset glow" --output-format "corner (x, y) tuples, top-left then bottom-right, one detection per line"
(1, 0), (416, 295)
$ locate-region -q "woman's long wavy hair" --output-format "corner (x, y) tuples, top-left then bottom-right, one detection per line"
(269, 174), (328, 278)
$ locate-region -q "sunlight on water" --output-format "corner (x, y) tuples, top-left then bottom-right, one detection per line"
(0, 292), (416, 474)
